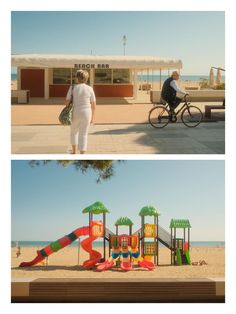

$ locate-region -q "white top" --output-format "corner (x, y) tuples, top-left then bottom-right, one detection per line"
(66, 84), (96, 110)
(11, 54), (183, 70)
(170, 80), (186, 96)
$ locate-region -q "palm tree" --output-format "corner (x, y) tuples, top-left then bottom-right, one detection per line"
(29, 160), (120, 182)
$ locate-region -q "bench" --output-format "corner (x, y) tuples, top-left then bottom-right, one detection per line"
(205, 103), (225, 119)
(11, 90), (30, 104)
(150, 90), (225, 120)
(150, 90), (225, 104)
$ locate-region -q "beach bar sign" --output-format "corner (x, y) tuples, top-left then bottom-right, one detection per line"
(75, 63), (110, 69)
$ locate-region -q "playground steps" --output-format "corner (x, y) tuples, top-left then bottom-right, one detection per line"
(12, 278), (225, 303)
(133, 225), (174, 250)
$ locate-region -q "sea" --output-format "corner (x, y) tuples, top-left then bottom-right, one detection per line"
(11, 240), (225, 248)
(11, 73), (225, 83)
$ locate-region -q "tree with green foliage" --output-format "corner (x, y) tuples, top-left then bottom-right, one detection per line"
(29, 160), (120, 183)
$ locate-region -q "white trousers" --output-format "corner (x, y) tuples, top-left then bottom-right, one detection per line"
(70, 108), (92, 151)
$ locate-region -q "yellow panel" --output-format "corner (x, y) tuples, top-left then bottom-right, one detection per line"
(144, 224), (157, 237)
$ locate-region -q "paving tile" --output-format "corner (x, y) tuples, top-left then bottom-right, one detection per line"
(11, 122), (225, 154)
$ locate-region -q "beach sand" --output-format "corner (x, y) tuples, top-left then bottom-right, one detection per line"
(11, 246), (224, 279)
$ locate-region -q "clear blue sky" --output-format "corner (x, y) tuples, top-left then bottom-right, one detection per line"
(11, 160), (225, 241)
(11, 11), (225, 75)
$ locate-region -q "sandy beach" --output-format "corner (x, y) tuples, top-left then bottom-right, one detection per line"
(11, 246), (224, 280)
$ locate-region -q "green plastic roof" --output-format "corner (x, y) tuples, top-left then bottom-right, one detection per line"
(115, 217), (133, 226)
(139, 206), (161, 217)
(82, 201), (110, 215)
(170, 219), (191, 228)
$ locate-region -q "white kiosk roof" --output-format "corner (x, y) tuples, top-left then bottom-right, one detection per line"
(12, 54), (182, 70)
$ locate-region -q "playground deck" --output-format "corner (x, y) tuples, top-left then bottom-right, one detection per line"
(12, 277), (225, 303)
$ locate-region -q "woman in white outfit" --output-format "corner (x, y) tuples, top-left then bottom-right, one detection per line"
(64, 70), (96, 154)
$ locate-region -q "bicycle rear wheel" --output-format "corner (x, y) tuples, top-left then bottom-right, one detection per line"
(181, 105), (203, 128)
(148, 106), (170, 128)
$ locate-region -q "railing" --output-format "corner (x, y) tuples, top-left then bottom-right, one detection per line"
(105, 227), (115, 239)
(133, 228), (142, 236)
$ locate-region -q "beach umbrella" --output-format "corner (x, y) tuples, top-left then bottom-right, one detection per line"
(216, 68), (222, 85)
(209, 68), (215, 87)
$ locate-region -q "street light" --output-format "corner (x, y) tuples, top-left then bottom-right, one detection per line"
(122, 35), (127, 55)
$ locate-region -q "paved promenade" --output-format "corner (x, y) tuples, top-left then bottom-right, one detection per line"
(12, 121), (225, 154)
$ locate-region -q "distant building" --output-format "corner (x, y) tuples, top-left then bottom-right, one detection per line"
(11, 54), (182, 99)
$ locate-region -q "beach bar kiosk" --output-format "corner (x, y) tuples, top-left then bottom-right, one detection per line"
(11, 54), (182, 100)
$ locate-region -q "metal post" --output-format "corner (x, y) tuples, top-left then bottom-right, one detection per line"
(184, 228), (186, 244)
(141, 216), (144, 257)
(152, 69), (154, 92)
(174, 228), (176, 265)
(103, 213), (106, 261)
(44, 68), (49, 99)
(159, 69), (162, 90)
(141, 70), (143, 90)
(122, 35), (127, 56)
(188, 228), (190, 250)
(17, 67), (21, 90)
(170, 227), (173, 265)
(133, 69), (138, 101)
(77, 238), (80, 265)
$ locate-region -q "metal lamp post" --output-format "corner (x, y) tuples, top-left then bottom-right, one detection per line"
(122, 35), (127, 56)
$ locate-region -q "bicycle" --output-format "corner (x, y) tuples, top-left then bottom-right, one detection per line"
(148, 94), (203, 128)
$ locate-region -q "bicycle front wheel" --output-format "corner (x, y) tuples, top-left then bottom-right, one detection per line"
(181, 105), (203, 128)
(148, 106), (170, 128)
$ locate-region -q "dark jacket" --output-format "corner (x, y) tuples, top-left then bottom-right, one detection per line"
(161, 77), (176, 102)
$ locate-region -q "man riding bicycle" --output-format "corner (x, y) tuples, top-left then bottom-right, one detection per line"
(161, 71), (188, 121)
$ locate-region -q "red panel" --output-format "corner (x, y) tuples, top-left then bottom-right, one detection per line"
(43, 246), (54, 256)
(93, 85), (133, 97)
(21, 69), (44, 97)
(58, 237), (72, 247)
(49, 84), (133, 97)
(49, 85), (70, 97)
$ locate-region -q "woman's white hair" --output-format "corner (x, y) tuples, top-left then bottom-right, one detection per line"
(76, 69), (89, 83)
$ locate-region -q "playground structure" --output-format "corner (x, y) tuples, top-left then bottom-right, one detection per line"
(19, 202), (191, 271)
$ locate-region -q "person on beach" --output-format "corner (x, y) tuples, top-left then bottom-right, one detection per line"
(64, 70), (96, 154)
(16, 245), (21, 258)
(161, 71), (188, 121)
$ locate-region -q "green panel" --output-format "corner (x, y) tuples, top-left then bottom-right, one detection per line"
(67, 232), (77, 242)
(40, 249), (48, 258)
(50, 241), (63, 252)
(175, 248), (182, 265)
(185, 249), (191, 265)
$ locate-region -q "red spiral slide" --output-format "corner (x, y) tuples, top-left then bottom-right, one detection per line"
(81, 235), (102, 269)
